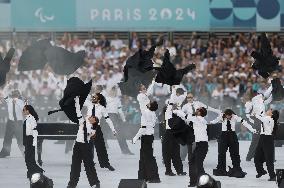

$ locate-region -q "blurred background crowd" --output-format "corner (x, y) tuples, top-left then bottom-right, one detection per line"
(0, 32), (283, 140)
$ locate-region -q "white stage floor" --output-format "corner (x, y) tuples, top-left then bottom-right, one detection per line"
(0, 139), (282, 188)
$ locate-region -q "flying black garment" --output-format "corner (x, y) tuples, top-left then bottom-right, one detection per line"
(18, 39), (52, 71)
(271, 78), (284, 101)
(48, 77), (92, 124)
(45, 46), (86, 75)
(119, 69), (156, 97)
(251, 33), (280, 79)
(155, 49), (196, 86)
(123, 45), (157, 82)
(0, 48), (15, 86)
(168, 114), (195, 145)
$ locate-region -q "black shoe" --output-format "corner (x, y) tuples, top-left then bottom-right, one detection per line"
(148, 179), (161, 183)
(0, 151), (9, 158)
(177, 172), (187, 176)
(104, 165), (115, 171)
(227, 166), (247, 178)
(256, 170), (267, 178)
(268, 176), (276, 181)
(165, 171), (176, 176)
(213, 168), (228, 176)
(188, 182), (196, 187)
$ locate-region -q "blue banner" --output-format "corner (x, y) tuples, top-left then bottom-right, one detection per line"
(76, 0), (210, 31)
(0, 0), (282, 31)
(11, 0), (76, 31)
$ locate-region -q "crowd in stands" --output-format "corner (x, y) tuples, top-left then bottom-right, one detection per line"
(0, 32), (283, 140)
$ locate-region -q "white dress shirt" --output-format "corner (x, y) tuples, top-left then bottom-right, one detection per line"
(168, 85), (186, 107)
(106, 96), (126, 121)
(210, 114), (255, 132)
(132, 108), (157, 143)
(255, 115), (274, 135)
(245, 94), (272, 120)
(25, 114), (38, 146)
(87, 103), (116, 133)
(76, 120), (96, 143)
(5, 97), (25, 121)
(137, 81), (154, 112)
(187, 116), (208, 143)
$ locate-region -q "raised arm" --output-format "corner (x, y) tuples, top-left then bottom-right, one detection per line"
(263, 85), (272, 99)
(245, 102), (254, 123)
(264, 94), (272, 106)
(146, 79), (155, 96)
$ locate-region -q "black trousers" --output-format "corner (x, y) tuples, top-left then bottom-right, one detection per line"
(181, 143), (195, 162)
(24, 136), (43, 179)
(138, 135), (160, 181)
(68, 142), (99, 187)
(109, 113), (131, 153)
(246, 117), (261, 160)
(91, 125), (111, 167)
(188, 141), (208, 185)
(162, 130), (183, 173)
(254, 135), (276, 178)
(1, 120), (24, 155)
(217, 131), (241, 170)
(246, 133), (260, 161)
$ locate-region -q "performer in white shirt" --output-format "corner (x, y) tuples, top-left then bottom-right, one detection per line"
(245, 86), (272, 161)
(67, 97), (100, 188)
(105, 86), (133, 155)
(162, 102), (187, 176)
(0, 90), (25, 158)
(87, 93), (116, 171)
(137, 81), (154, 112)
(22, 105), (43, 180)
(254, 109), (279, 181)
(210, 109), (256, 178)
(186, 107), (209, 187)
(132, 101), (161, 183)
(181, 92), (220, 161)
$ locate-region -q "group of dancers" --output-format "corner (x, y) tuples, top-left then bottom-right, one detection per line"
(131, 79), (280, 187)
(0, 32), (282, 188)
(0, 75), (281, 188)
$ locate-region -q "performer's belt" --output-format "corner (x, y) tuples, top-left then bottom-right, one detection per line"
(141, 126), (146, 128)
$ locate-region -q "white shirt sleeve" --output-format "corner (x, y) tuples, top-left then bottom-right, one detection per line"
(173, 109), (186, 121)
(210, 113), (222, 124)
(264, 95), (272, 106)
(132, 128), (146, 144)
(146, 80), (155, 96)
(165, 105), (173, 120)
(263, 85), (272, 99)
(241, 120), (255, 133)
(103, 108), (116, 133)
